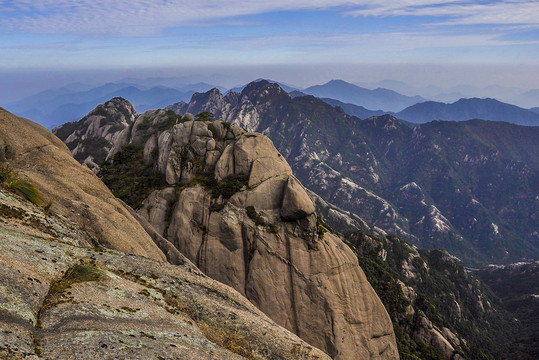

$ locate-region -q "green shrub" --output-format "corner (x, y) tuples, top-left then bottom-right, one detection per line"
(209, 203), (225, 212)
(0, 163), (43, 205)
(213, 174), (248, 199)
(195, 111), (214, 122)
(245, 206), (268, 227)
(137, 117), (152, 132)
(316, 217), (328, 238)
(0, 163), (15, 182)
(68, 263), (101, 283)
(207, 123), (218, 138)
(8, 179), (43, 206)
(155, 110), (180, 131)
(99, 144), (165, 209)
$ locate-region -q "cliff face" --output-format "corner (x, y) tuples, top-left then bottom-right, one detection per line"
(86, 108), (398, 359)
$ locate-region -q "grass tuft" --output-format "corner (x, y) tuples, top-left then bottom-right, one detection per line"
(0, 163), (43, 205)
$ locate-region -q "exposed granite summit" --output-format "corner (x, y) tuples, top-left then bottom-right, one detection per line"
(105, 112), (398, 359)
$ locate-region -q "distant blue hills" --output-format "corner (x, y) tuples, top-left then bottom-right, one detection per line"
(4, 82), (220, 129)
(292, 80), (539, 126)
(396, 98), (539, 126)
(4, 77), (538, 129)
(302, 79), (426, 112)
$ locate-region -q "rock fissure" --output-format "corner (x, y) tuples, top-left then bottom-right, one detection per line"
(283, 232), (300, 336)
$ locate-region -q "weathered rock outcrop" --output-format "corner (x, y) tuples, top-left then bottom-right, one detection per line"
(52, 97), (135, 172)
(0, 188), (329, 360)
(0, 107), (164, 261)
(105, 113), (398, 359)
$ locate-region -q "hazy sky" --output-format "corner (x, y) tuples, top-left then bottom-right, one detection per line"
(1, 0), (539, 98)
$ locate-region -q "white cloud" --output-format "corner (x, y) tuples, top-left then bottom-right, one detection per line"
(2, 1), (538, 36)
(347, 1), (539, 26)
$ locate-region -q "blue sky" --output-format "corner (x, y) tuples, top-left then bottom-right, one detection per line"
(1, 0), (539, 90)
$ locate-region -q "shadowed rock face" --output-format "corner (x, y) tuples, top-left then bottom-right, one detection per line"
(0, 108), (165, 261)
(106, 112), (398, 359)
(52, 97), (135, 173)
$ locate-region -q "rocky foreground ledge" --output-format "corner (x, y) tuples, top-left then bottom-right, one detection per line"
(0, 107), (330, 359)
(0, 189), (329, 360)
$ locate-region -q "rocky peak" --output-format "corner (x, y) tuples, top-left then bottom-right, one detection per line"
(240, 80), (289, 104)
(52, 97), (136, 172)
(185, 88), (225, 117)
(95, 110), (398, 359)
(165, 100), (188, 114)
(0, 109), (333, 360)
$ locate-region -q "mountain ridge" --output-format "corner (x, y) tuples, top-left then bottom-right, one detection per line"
(165, 81), (539, 266)
(396, 97), (539, 126)
(303, 79), (426, 112)
(52, 97), (530, 359)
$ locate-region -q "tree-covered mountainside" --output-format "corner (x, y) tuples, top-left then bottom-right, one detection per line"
(475, 261), (539, 360)
(167, 81), (539, 266)
(342, 229), (518, 360)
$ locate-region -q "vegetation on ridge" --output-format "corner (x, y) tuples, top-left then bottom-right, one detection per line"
(344, 229), (518, 360)
(0, 163), (43, 205)
(100, 144), (165, 209)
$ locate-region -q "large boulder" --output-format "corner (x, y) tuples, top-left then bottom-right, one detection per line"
(280, 175), (316, 221)
(132, 119), (398, 359)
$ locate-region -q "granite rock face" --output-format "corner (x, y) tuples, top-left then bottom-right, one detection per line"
(0, 108), (165, 262)
(0, 188), (329, 360)
(103, 114), (399, 359)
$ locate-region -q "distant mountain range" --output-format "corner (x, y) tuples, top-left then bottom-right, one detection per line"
(355, 80), (539, 108)
(4, 82), (219, 129)
(302, 79), (426, 112)
(6, 76), (538, 129)
(396, 98), (539, 126)
(306, 90), (539, 126)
